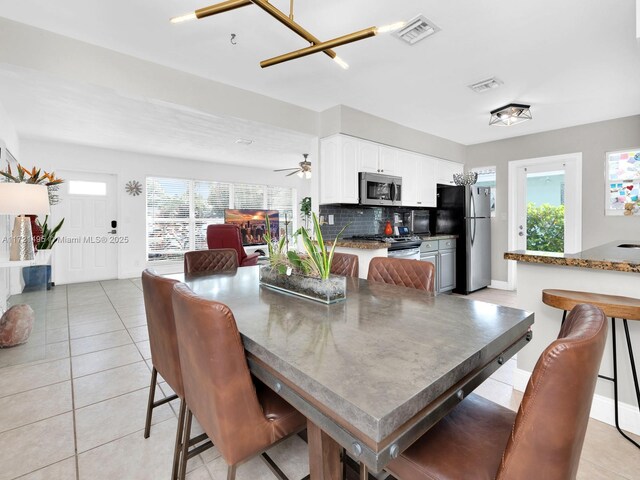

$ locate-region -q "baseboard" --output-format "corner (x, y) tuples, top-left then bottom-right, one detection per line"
(513, 367), (640, 436)
(489, 280), (512, 290)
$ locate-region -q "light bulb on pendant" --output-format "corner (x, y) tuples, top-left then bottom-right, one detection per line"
(304, 171), (312, 180)
(297, 171), (304, 179)
(170, 12), (197, 23)
(375, 21), (406, 34)
(333, 56), (350, 70)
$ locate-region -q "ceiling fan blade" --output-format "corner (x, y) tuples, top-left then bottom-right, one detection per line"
(273, 167), (300, 172)
(286, 170), (301, 177)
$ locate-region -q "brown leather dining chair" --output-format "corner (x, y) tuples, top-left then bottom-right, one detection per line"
(385, 303), (608, 480)
(330, 252), (359, 278)
(141, 270), (212, 480)
(183, 248), (238, 275)
(172, 283), (307, 480)
(367, 257), (435, 292)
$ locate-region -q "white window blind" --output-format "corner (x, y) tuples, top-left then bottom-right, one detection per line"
(146, 177), (296, 262)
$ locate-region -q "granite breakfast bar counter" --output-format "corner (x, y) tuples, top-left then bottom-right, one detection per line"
(504, 241), (640, 436)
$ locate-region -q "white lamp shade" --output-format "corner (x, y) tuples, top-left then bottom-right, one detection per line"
(0, 183), (51, 215)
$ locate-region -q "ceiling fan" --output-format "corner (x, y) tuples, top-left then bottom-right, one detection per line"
(275, 154), (311, 179)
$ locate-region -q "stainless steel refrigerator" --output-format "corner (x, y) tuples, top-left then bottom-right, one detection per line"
(436, 184), (491, 294)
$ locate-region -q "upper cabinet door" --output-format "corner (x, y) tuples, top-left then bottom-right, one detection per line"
(358, 140), (380, 173)
(341, 137), (359, 204)
(399, 151), (419, 207)
(319, 136), (340, 204)
(436, 159), (464, 185)
(379, 146), (398, 175)
(417, 156), (437, 207)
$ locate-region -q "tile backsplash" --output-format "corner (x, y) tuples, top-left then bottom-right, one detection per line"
(319, 205), (432, 239)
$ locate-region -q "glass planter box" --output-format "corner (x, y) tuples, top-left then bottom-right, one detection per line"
(259, 266), (346, 304)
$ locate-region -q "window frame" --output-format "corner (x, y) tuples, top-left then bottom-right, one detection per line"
(146, 176), (297, 264)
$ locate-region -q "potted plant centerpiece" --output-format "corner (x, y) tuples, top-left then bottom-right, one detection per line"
(259, 213), (348, 304)
(22, 215), (65, 290)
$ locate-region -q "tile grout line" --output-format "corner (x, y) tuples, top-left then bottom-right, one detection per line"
(64, 285), (82, 480)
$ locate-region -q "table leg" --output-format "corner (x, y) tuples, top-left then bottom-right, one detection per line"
(307, 419), (343, 480)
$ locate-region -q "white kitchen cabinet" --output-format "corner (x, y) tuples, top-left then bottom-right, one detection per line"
(320, 134), (463, 205)
(400, 152), (436, 208)
(358, 141), (397, 175)
(319, 135), (359, 204)
(436, 159), (464, 186)
(438, 248), (456, 293)
(417, 156), (437, 207)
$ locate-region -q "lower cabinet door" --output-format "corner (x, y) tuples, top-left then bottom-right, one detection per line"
(420, 252), (438, 292)
(438, 249), (456, 293)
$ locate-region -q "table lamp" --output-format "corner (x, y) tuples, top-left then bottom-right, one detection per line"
(0, 183), (51, 261)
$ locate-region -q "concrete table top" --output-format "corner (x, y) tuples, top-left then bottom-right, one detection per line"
(171, 266), (534, 449)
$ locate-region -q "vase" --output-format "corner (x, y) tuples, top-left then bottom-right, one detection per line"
(22, 265), (52, 291)
(259, 266), (346, 304)
(26, 215), (42, 251)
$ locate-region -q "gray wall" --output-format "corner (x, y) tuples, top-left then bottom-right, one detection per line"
(466, 115), (640, 282)
(320, 105), (467, 163)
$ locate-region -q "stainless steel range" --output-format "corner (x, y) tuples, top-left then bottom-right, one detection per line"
(349, 235), (422, 260)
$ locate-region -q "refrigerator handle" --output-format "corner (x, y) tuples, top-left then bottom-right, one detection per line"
(470, 188), (476, 218)
(471, 217), (476, 246)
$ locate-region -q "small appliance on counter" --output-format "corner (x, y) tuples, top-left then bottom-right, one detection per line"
(404, 210), (431, 235)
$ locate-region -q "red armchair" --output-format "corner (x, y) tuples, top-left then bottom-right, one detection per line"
(206, 224), (260, 267)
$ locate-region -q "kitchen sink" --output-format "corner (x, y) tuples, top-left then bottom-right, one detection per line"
(617, 244), (640, 249)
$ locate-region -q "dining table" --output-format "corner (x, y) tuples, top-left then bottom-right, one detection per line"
(169, 266), (534, 479)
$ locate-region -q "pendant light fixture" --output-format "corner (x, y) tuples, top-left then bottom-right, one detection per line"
(170, 0), (405, 69)
(489, 103), (532, 126)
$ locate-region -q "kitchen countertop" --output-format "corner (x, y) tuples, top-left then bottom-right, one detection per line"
(504, 240), (640, 273)
(326, 234), (459, 251)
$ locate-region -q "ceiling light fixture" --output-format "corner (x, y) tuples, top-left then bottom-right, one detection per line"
(171, 0), (405, 69)
(489, 103), (532, 127)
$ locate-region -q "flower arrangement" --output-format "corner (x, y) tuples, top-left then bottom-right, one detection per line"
(0, 164), (64, 205)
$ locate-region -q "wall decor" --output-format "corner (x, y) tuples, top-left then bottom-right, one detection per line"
(125, 180), (142, 196)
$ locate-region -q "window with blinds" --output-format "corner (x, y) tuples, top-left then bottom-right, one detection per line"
(146, 177), (296, 262)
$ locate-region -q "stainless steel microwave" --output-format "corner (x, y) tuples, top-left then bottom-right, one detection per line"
(359, 172), (402, 206)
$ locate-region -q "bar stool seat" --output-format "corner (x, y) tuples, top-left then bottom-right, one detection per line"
(542, 289), (640, 320)
(542, 289), (640, 449)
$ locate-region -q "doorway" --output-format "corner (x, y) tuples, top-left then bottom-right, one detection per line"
(52, 171), (118, 284)
(508, 153), (582, 288)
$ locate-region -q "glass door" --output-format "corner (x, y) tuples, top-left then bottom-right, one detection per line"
(516, 163), (566, 253)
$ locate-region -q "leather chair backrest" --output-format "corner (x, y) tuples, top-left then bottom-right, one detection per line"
(184, 248), (238, 275)
(141, 269), (184, 398)
(172, 283), (275, 465)
(497, 304), (607, 480)
(206, 224), (247, 263)
(330, 252), (359, 278)
(367, 257), (435, 292)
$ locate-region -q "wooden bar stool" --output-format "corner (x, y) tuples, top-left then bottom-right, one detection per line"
(542, 289), (640, 448)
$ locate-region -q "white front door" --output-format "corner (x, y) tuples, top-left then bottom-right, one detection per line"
(52, 172), (118, 284)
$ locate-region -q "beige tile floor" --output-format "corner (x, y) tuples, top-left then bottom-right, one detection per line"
(0, 281), (638, 480)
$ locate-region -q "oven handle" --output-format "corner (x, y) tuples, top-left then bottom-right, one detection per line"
(391, 182), (397, 203)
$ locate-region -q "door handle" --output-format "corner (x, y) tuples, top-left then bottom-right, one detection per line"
(518, 232), (524, 237)
(108, 230), (117, 234)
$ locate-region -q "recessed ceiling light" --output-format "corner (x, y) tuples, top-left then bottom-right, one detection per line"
(235, 138), (253, 145)
(468, 77), (503, 93)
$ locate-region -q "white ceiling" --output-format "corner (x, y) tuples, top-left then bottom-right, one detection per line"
(0, 64), (315, 169)
(0, 0), (639, 146)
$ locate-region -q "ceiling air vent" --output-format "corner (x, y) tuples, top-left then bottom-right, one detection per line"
(395, 15), (440, 45)
(468, 78), (503, 94)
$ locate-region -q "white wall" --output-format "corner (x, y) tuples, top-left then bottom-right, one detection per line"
(20, 138), (312, 281)
(0, 101), (19, 158)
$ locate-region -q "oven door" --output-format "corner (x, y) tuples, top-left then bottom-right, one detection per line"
(388, 247), (421, 260)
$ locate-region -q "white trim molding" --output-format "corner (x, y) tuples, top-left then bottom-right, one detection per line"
(513, 367), (640, 436)
(489, 280), (512, 291)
